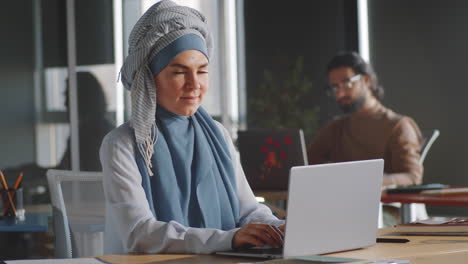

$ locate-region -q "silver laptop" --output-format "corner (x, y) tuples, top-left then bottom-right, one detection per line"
(217, 159), (384, 259)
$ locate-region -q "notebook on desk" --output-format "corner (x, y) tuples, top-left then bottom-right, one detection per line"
(237, 129), (308, 191)
(216, 159), (384, 259)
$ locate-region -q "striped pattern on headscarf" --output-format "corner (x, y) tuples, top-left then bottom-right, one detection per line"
(120, 0), (213, 175)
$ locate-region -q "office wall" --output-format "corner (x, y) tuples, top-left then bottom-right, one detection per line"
(0, 0), (114, 171)
(244, 0), (358, 138)
(42, 0), (114, 67)
(369, 0), (468, 215)
(0, 1), (35, 168)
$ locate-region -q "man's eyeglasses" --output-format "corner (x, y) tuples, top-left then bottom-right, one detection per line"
(327, 74), (362, 94)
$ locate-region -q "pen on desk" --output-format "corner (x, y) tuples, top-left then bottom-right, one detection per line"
(376, 238), (410, 243)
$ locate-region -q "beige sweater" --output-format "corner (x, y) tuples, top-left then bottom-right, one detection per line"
(308, 102), (423, 186)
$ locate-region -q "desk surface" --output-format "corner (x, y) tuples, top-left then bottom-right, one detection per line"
(255, 191), (288, 201)
(97, 229), (468, 264)
(0, 212), (49, 232)
(328, 228), (468, 260)
(258, 190), (468, 207)
(381, 191), (468, 206)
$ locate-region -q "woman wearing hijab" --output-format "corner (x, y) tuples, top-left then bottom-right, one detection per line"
(100, 0), (284, 254)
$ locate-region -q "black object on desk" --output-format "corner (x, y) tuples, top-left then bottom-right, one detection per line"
(385, 183), (449, 194)
(377, 238), (410, 243)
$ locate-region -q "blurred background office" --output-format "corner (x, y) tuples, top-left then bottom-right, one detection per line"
(1, 0), (468, 259)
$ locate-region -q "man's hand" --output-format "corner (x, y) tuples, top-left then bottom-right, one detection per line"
(232, 222), (284, 249)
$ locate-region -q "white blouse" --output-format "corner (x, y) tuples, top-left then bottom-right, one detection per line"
(100, 121), (284, 254)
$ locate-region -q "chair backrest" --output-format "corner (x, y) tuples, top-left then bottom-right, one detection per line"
(47, 169), (105, 258)
(419, 129), (440, 164)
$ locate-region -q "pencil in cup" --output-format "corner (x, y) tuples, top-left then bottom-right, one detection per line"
(9, 172), (23, 200)
(1, 189), (20, 217)
(0, 171), (16, 216)
(2, 172), (24, 213)
(0, 191), (7, 215)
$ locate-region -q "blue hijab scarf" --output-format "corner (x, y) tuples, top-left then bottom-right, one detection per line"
(135, 34), (240, 230)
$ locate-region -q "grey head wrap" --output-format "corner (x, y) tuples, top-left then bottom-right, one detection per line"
(120, 0), (213, 176)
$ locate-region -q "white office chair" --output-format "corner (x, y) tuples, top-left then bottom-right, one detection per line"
(380, 129), (441, 226)
(47, 169), (105, 258)
(408, 129), (440, 222)
(419, 129), (440, 165)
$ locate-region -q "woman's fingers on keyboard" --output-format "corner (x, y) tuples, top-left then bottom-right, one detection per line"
(233, 223), (284, 248)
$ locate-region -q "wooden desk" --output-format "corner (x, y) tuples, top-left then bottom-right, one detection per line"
(255, 191), (288, 201)
(258, 190), (468, 206)
(97, 254), (260, 264)
(381, 191), (468, 206)
(97, 229), (468, 264)
(381, 191), (468, 223)
(328, 228), (468, 261)
(257, 190), (468, 223)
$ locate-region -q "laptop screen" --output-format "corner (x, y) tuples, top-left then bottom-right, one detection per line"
(237, 129), (308, 191)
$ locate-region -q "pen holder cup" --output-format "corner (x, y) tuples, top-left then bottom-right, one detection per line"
(0, 188), (25, 220)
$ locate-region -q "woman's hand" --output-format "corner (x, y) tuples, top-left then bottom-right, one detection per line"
(278, 224), (286, 233)
(232, 222), (284, 249)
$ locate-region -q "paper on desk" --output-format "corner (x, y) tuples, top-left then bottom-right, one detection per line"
(6, 258), (106, 264)
(248, 255), (364, 263)
(416, 218), (454, 225)
(365, 260), (410, 264)
(415, 217), (468, 225)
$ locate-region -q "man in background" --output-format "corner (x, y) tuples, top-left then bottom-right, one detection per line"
(308, 52), (423, 186)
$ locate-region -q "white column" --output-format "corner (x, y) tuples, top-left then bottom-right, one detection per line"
(113, 0), (125, 126)
(357, 0), (370, 62)
(66, 0), (80, 171)
(219, 0), (239, 136)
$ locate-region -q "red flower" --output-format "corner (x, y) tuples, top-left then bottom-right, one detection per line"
(265, 136), (273, 144)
